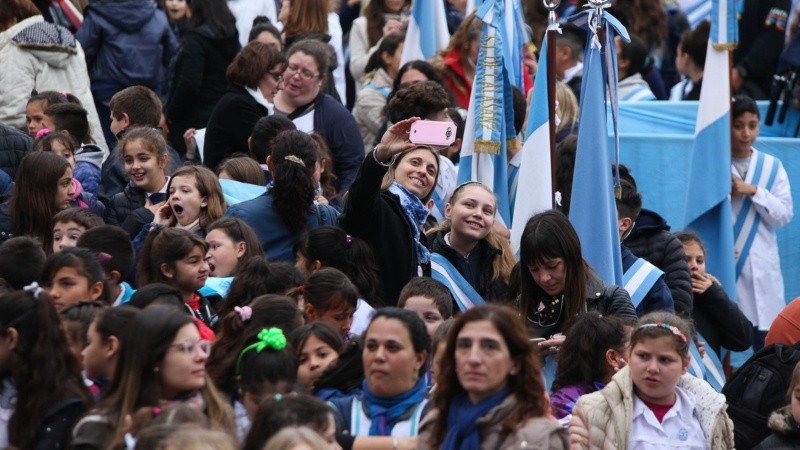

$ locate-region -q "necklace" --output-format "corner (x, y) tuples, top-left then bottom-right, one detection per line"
(527, 294), (565, 328)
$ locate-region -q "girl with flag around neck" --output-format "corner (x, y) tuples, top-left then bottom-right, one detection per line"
(425, 181), (516, 310)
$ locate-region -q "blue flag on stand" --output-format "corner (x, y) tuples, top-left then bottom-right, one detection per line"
(510, 32), (556, 254)
(458, 0), (516, 227)
(400, 0), (450, 64)
(566, 8), (629, 286)
(684, 0), (737, 298)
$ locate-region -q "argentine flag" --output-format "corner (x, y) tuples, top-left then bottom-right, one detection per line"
(510, 34), (556, 254)
(683, 0), (738, 298)
(566, 9), (629, 286)
(458, 0), (516, 227)
(400, 0), (450, 64)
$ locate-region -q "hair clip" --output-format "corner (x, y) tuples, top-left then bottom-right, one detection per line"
(297, 285), (304, 295)
(273, 393), (283, 402)
(23, 281), (44, 300)
(283, 155), (306, 167)
(344, 234), (353, 248)
(61, 92), (69, 100)
(152, 406), (162, 417)
(235, 328), (287, 374)
(234, 306), (253, 323)
(35, 128), (51, 139)
(98, 252), (112, 264)
(638, 322), (688, 344)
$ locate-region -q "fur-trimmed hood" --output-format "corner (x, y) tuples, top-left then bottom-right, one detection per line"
(767, 405), (800, 436)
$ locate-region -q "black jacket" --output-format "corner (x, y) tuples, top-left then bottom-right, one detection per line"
(165, 25), (240, 131)
(105, 183), (161, 238)
(428, 231), (508, 303)
(753, 406), (800, 450)
(625, 209), (693, 316)
(734, 0), (791, 99)
(34, 395), (88, 449)
(203, 84), (268, 171)
(97, 143), (181, 205)
(692, 281), (754, 356)
(0, 123), (32, 178)
(340, 151), (430, 306)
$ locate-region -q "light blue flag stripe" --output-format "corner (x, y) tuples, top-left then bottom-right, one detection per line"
(566, 9), (626, 286)
(711, 0), (737, 46)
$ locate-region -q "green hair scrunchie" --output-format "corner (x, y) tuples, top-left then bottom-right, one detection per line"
(235, 327), (287, 375)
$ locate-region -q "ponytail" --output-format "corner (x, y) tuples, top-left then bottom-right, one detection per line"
(270, 130), (318, 233)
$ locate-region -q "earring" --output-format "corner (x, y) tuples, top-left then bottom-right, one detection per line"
(154, 367), (160, 373)
(509, 370), (518, 376)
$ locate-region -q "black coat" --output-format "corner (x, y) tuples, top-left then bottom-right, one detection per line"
(0, 123), (32, 179)
(97, 144), (182, 205)
(203, 84), (268, 171)
(692, 281), (754, 355)
(340, 151), (430, 306)
(428, 231), (508, 303)
(165, 25), (240, 131)
(753, 406), (800, 450)
(625, 209), (693, 316)
(105, 183), (160, 238)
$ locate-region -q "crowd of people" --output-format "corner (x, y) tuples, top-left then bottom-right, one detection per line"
(0, 0), (798, 448)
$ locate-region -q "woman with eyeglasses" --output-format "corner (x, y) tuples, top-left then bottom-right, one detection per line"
(272, 40), (363, 206)
(72, 306), (235, 450)
(203, 41), (287, 171)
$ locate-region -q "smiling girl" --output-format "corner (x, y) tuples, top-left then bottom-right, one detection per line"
(107, 127), (171, 238)
(137, 228), (217, 329)
(570, 312), (735, 449)
(426, 182), (515, 308)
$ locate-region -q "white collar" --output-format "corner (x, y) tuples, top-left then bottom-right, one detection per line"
(246, 86), (275, 114)
(563, 62), (583, 83)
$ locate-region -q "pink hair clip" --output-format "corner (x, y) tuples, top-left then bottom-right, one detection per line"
(35, 128), (52, 139)
(234, 306), (253, 322)
(98, 252), (112, 264)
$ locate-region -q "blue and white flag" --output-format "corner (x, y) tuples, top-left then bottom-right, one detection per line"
(400, 0), (450, 64)
(683, 0), (737, 297)
(458, 0), (516, 227)
(466, 0), (484, 15)
(710, 0), (738, 48)
(679, 0), (712, 28)
(566, 8), (629, 286)
(510, 32), (556, 254)
(502, 0), (529, 90)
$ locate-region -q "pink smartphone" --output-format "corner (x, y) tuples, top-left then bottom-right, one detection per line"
(409, 120), (456, 146)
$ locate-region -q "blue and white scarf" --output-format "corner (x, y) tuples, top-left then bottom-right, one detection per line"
(388, 182), (430, 264)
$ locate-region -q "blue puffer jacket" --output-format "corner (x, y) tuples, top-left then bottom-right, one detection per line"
(77, 0), (178, 88)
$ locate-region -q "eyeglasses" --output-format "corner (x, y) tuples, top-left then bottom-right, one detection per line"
(170, 339), (211, 356)
(285, 64), (319, 81)
(268, 71), (284, 83)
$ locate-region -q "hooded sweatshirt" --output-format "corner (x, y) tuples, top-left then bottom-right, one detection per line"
(77, 0), (178, 88)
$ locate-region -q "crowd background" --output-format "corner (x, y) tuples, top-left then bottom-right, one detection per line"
(0, 0), (799, 449)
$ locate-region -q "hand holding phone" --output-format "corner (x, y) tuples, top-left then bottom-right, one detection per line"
(409, 120), (456, 147)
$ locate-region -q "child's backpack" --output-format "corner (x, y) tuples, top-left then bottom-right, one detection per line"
(722, 342), (800, 449)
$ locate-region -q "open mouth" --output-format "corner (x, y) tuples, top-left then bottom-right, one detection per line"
(208, 262), (216, 273)
(173, 204), (185, 214)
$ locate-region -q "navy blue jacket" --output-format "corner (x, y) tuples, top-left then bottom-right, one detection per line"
(77, 0), (178, 88)
(0, 123), (32, 179)
(225, 189), (339, 263)
(621, 244), (675, 316)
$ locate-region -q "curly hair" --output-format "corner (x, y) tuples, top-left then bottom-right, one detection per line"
(429, 305), (547, 448)
(269, 130), (319, 233)
(386, 80), (451, 123)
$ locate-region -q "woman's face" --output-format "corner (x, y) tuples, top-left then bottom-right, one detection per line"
(168, 175), (207, 227)
(258, 65), (285, 102)
(255, 31), (283, 51)
(122, 139), (167, 193)
(55, 166), (75, 210)
(527, 257), (566, 297)
(164, 245), (210, 294)
(402, 296), (443, 338)
(629, 336), (688, 405)
(164, 0), (189, 22)
(399, 68), (429, 87)
(26, 100), (46, 138)
(393, 149), (438, 199)
(158, 323), (209, 399)
(445, 185), (495, 245)
(363, 317), (426, 397)
(384, 0), (406, 13)
(455, 320), (518, 404)
(82, 320), (114, 380)
(205, 229), (245, 277)
(281, 52), (324, 106)
(296, 334), (340, 390)
(682, 241), (706, 278)
(278, 0), (291, 23)
(48, 266), (103, 311)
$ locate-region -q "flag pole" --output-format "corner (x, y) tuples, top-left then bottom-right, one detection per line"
(544, 0), (559, 208)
